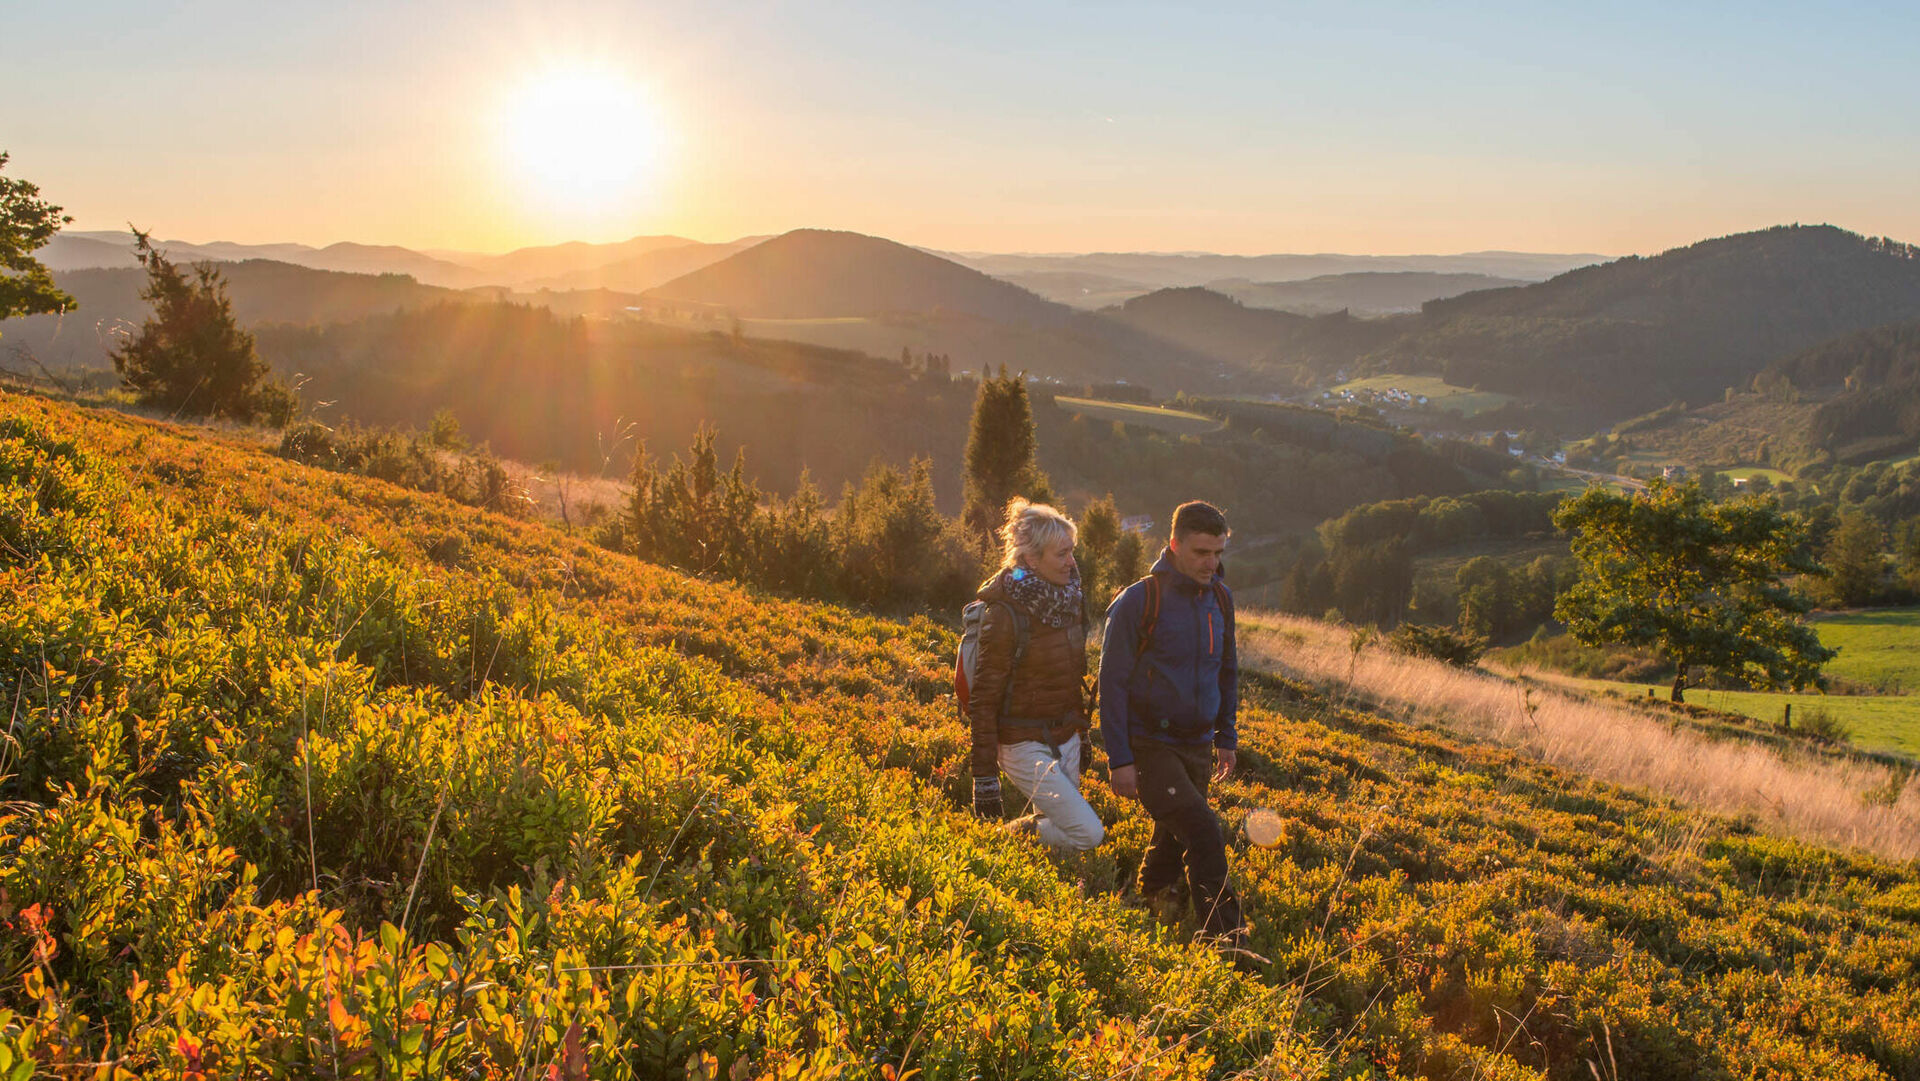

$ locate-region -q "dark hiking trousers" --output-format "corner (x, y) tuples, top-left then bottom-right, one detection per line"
(1133, 738), (1244, 936)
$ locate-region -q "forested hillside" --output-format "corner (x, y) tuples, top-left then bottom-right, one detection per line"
(1372, 226), (1920, 424)
(255, 304), (1520, 536)
(1099, 288), (1400, 379)
(1772, 321), (1920, 458)
(1210, 272), (1528, 316)
(4, 390), (1920, 1076)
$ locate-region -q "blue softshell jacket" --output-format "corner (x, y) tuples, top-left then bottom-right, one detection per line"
(1097, 549), (1238, 770)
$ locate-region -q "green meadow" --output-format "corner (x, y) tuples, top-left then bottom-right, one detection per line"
(1716, 465), (1796, 484)
(1815, 607), (1920, 693)
(1051, 396), (1224, 434)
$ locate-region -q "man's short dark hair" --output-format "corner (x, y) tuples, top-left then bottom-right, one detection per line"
(1171, 500), (1229, 539)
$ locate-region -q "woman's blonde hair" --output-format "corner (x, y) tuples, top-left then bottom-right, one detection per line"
(998, 497), (1076, 572)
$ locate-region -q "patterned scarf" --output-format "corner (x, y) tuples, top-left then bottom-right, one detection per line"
(1004, 565), (1084, 628)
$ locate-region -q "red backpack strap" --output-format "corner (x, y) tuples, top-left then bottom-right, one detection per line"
(1134, 574), (1162, 658)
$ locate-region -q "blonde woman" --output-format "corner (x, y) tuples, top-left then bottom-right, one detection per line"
(967, 498), (1104, 851)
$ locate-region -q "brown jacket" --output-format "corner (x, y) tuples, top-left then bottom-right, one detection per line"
(967, 570), (1091, 777)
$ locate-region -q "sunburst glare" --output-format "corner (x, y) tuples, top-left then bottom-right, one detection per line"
(498, 65), (668, 219)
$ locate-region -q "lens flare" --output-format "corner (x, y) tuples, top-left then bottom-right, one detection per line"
(499, 66), (667, 215)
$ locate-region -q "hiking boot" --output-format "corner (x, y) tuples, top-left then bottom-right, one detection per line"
(1001, 813), (1042, 839)
(1136, 881), (1190, 920)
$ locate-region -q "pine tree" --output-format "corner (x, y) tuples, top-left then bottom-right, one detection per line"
(961, 367), (1052, 543)
(1077, 495), (1122, 602)
(112, 230), (268, 420)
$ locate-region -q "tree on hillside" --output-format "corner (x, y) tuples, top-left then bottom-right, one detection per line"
(836, 457), (976, 608)
(1553, 479), (1833, 701)
(962, 367), (1052, 544)
(1822, 509), (1887, 608)
(1076, 494), (1122, 602)
(0, 152), (75, 329)
(112, 229), (275, 421)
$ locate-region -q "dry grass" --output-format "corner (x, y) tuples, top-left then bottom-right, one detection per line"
(1239, 610), (1920, 861)
(512, 465), (629, 528)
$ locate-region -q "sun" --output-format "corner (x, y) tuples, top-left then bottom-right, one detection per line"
(498, 66), (668, 217)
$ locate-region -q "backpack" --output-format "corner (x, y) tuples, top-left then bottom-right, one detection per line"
(955, 600), (1029, 716)
(1124, 571), (1234, 661)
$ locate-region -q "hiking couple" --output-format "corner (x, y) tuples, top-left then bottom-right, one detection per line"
(964, 498), (1246, 941)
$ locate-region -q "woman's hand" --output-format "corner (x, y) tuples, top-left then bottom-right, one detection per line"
(1110, 764), (1139, 800)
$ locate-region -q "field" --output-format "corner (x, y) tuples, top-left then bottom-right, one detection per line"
(1051, 396), (1224, 435)
(1715, 465), (1795, 485)
(1816, 607), (1920, 692)
(5, 390), (1920, 1077)
(1325, 375), (1514, 418)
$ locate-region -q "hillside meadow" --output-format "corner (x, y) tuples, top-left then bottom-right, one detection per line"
(3, 390), (1920, 1077)
(1538, 677), (1920, 760)
(1817, 608), (1920, 694)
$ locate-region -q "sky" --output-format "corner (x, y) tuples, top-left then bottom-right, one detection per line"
(7, 0), (1919, 256)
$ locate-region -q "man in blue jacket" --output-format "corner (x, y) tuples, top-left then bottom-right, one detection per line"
(1099, 500), (1245, 942)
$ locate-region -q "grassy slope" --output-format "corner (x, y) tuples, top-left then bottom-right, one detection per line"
(1051, 398), (1224, 436)
(1817, 608), (1920, 693)
(3, 391), (1919, 1078)
(1526, 675), (1920, 759)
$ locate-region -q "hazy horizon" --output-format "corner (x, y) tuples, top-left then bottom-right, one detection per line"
(9, 1), (1919, 256)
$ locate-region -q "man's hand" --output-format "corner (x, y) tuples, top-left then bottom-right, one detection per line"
(1110, 764), (1139, 800)
(972, 777), (1002, 819)
(1213, 747), (1237, 781)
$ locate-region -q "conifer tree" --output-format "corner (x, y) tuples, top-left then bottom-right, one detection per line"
(1077, 494), (1122, 601)
(113, 229), (269, 420)
(962, 367), (1052, 544)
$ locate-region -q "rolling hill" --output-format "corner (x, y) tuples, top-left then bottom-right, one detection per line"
(0, 261), (485, 372)
(1101, 286), (1403, 380)
(4, 390), (1918, 1076)
(522, 237), (767, 292)
(41, 230), (495, 288)
(645, 228), (1075, 324)
(1374, 225), (1920, 425)
(431, 234), (706, 283)
(639, 229), (1237, 388)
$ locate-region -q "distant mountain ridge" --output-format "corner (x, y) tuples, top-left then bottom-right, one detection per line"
(42, 229), (1605, 302)
(0, 261), (658, 373)
(942, 249), (1609, 289)
(39, 231), (767, 291)
(1210, 271), (1529, 316)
